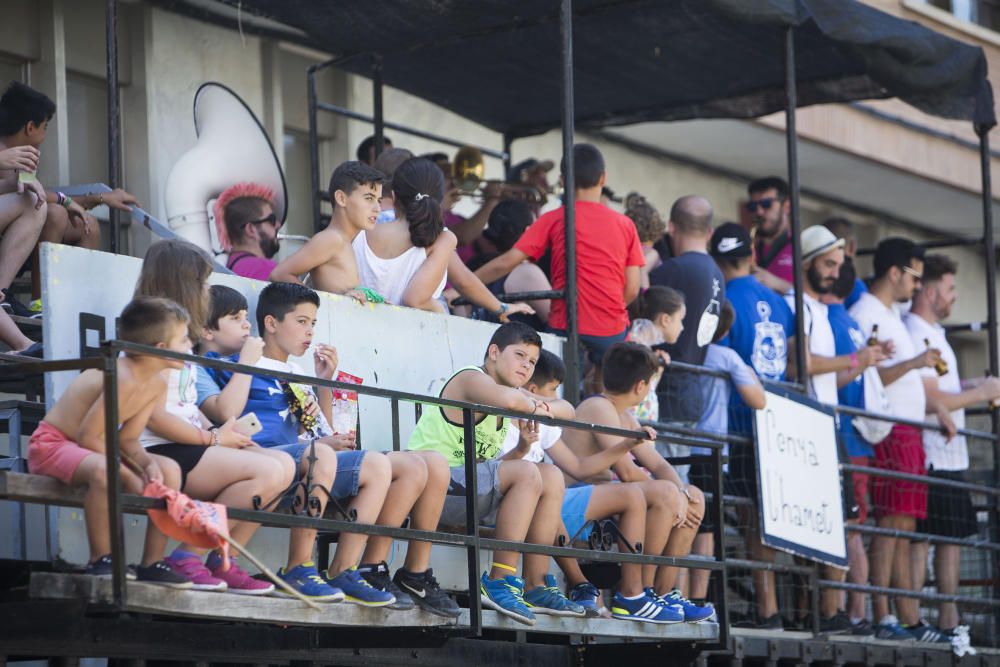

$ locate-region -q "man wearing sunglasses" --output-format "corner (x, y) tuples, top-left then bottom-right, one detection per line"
(214, 183), (283, 281)
(746, 176), (793, 294)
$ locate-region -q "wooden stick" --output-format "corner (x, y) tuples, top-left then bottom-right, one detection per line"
(222, 537), (323, 611)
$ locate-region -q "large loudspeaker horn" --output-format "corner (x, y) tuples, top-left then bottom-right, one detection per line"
(165, 82), (287, 252)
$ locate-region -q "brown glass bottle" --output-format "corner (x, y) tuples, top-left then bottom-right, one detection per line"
(866, 324), (879, 347)
(925, 338), (948, 376)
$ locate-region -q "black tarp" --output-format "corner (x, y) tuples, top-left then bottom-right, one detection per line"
(214, 0), (995, 135)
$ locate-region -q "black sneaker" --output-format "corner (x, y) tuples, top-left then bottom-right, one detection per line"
(85, 555), (137, 580)
(0, 289), (32, 317)
(849, 618), (875, 636)
(134, 560), (194, 589)
(393, 567), (462, 619)
(357, 562), (414, 611)
(820, 611), (852, 635)
(755, 613), (784, 631)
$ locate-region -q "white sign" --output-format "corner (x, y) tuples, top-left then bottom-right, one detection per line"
(754, 390), (847, 567)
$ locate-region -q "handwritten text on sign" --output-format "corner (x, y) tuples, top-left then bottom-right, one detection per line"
(754, 391), (847, 566)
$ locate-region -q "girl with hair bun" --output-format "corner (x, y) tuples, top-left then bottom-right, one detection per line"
(353, 157), (534, 321)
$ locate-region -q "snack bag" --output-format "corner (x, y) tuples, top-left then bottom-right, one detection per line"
(332, 371), (362, 435)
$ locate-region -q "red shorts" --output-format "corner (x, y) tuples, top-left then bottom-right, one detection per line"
(849, 455), (870, 525)
(27, 421), (95, 485)
(872, 424), (927, 520)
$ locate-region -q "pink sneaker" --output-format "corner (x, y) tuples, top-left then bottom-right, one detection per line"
(164, 554), (227, 591)
(208, 556), (275, 596)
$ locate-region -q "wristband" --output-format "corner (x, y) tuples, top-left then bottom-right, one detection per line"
(62, 195), (74, 209)
(55, 192), (66, 206)
(849, 352), (859, 371)
(494, 303), (510, 319)
(210, 428), (220, 447)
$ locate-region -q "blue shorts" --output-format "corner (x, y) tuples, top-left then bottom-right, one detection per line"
(562, 484), (594, 542)
(270, 443), (367, 499)
(549, 328), (628, 365)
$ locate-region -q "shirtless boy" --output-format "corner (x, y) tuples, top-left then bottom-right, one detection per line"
(563, 342), (715, 622)
(270, 161), (383, 299)
(26, 297), (193, 586)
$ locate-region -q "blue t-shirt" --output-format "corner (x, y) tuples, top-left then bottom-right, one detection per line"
(719, 275), (794, 434)
(695, 344), (757, 458)
(844, 277), (867, 310)
(198, 351), (302, 447)
(827, 303), (872, 458)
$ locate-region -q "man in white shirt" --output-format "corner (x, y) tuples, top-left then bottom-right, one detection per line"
(904, 254), (1000, 634)
(848, 238), (950, 642)
(784, 226), (883, 633)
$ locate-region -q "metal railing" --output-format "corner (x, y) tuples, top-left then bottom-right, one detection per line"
(2, 342), (728, 644)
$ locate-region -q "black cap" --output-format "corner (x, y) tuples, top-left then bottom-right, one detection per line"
(506, 158), (554, 184)
(710, 222), (753, 258)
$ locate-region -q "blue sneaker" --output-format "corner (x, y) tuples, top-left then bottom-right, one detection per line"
(568, 581), (603, 618)
(524, 574), (586, 617)
(874, 615), (916, 641)
(325, 566), (395, 607)
(612, 591), (684, 624)
(663, 589), (717, 623)
(480, 572), (535, 625)
(906, 620), (952, 643)
(276, 561), (344, 602)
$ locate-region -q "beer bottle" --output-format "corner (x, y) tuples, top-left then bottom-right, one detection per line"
(866, 324), (879, 347)
(925, 338), (948, 376)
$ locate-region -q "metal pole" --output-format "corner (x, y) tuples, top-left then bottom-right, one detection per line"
(372, 55), (385, 157)
(977, 123), (1000, 624)
(462, 408), (482, 636)
(105, 0), (122, 254)
(101, 342), (126, 610)
(502, 133), (513, 176)
(307, 67), (322, 234)
(784, 27), (807, 387)
(560, 0), (580, 403)
(711, 443), (729, 648)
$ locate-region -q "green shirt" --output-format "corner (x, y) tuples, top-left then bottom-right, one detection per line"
(408, 366), (510, 466)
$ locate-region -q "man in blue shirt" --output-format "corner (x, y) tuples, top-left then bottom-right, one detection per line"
(710, 222), (794, 629)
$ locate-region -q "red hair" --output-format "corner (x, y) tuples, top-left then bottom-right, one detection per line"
(213, 182), (275, 251)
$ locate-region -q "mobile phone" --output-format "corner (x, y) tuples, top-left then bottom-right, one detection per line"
(234, 412), (263, 436)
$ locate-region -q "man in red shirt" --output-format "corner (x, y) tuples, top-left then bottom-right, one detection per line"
(748, 176), (793, 294)
(474, 144), (644, 363)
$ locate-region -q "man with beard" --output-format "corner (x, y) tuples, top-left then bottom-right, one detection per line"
(904, 254), (1000, 637)
(215, 183), (283, 281)
(747, 176), (793, 294)
(848, 238), (955, 642)
(784, 227), (886, 633)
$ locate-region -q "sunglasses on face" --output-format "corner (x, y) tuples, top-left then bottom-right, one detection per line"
(901, 265), (922, 281)
(746, 197), (782, 213)
(242, 213), (281, 229)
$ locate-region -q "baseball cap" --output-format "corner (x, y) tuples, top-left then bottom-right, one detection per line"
(507, 158), (554, 184)
(710, 222), (752, 258)
(801, 225), (846, 263)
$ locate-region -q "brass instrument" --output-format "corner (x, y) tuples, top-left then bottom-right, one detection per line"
(453, 146), (548, 205)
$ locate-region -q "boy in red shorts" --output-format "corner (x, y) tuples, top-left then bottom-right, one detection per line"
(27, 297), (193, 586)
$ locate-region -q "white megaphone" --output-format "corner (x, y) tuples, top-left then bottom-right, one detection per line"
(165, 82), (287, 254)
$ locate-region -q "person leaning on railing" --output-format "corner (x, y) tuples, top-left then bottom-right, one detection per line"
(904, 253), (1000, 636)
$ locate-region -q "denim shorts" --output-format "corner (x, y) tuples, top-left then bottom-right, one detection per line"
(270, 443), (367, 499)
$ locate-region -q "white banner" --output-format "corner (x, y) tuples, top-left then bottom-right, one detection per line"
(754, 390), (847, 567)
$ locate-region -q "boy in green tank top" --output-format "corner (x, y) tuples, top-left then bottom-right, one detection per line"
(409, 322), (574, 626)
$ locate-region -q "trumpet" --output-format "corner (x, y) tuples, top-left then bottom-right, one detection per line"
(453, 146), (548, 206)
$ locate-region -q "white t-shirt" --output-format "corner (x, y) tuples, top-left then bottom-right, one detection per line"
(904, 313), (968, 470)
(785, 291), (837, 406)
(353, 230), (446, 306)
(499, 422), (561, 463)
(849, 291), (926, 422)
(140, 363), (203, 448)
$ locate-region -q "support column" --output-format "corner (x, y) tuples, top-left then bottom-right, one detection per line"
(784, 27), (806, 388)
(106, 0), (122, 253)
(560, 0), (580, 403)
(372, 55), (385, 157)
(35, 0), (70, 187)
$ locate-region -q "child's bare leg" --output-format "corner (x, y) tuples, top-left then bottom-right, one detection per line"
(654, 485), (703, 593)
(632, 479), (679, 588)
(72, 454), (113, 562)
(554, 518), (589, 586)
(522, 463), (565, 588)
(328, 452), (392, 573)
(0, 309), (33, 351)
(361, 451), (427, 566)
(286, 445), (338, 569)
(184, 447), (291, 546)
(140, 455), (182, 566)
(489, 459), (542, 579)
(0, 193), (45, 290)
(690, 533), (714, 599)
(402, 451), (449, 573)
(589, 483), (646, 596)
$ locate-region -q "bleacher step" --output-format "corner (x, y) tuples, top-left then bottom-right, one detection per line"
(457, 609), (719, 641)
(30, 572), (458, 628)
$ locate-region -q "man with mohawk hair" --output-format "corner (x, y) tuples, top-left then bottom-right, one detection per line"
(216, 182), (282, 281)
